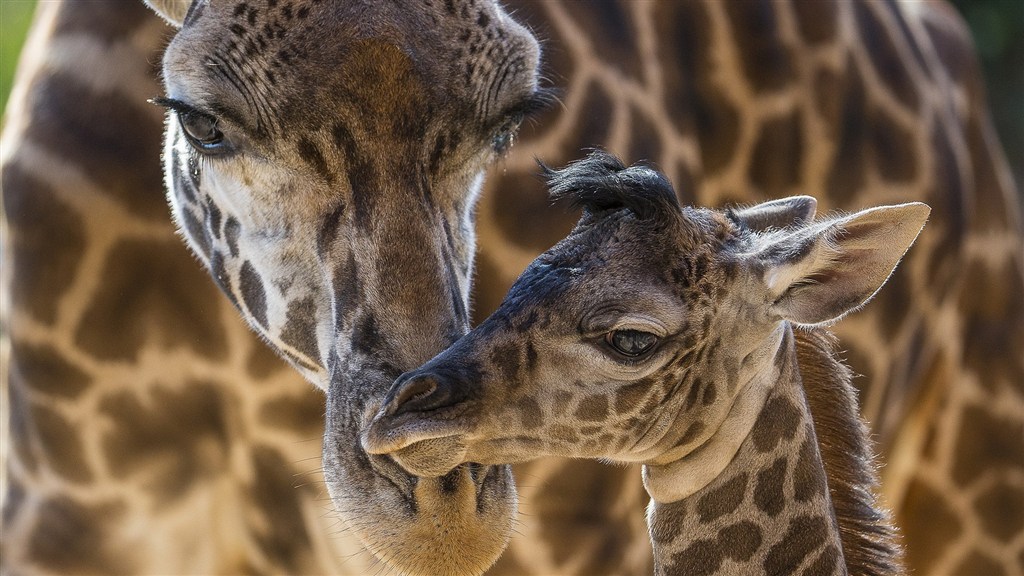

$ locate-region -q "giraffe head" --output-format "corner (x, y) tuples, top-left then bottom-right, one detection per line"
(365, 152), (929, 495)
(145, 0), (543, 572)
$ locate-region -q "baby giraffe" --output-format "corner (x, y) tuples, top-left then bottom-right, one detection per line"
(364, 152), (927, 575)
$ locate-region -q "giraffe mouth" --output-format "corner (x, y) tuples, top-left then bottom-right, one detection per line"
(361, 405), (477, 477)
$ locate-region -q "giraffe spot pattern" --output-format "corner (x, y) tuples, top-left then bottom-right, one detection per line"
(823, 57), (868, 208)
(27, 497), (131, 574)
(21, 71), (165, 221)
(853, 0), (920, 112)
(667, 518), (764, 574)
(224, 216), (241, 257)
(30, 403), (93, 484)
(958, 259), (1024, 395)
(751, 395), (801, 453)
(258, 393), (325, 437)
(6, 383), (38, 473)
(574, 395), (608, 422)
(491, 117), (596, 252)
(296, 137), (333, 182)
(489, 340), (524, 383)
(247, 339), (289, 380)
(551, 424), (580, 445)
(684, 374), (703, 410)
(2, 164), (87, 326)
(577, 3), (641, 82)
(955, 551), (1006, 576)
(99, 382), (230, 503)
(676, 420), (705, 448)
(627, 107), (661, 165)
(790, 0), (838, 46)
(534, 459), (644, 571)
(669, 539), (722, 576)
(696, 472), (748, 523)
(800, 544), (841, 576)
(8, 341), (91, 398)
(615, 381), (650, 414)
(75, 239), (230, 362)
(763, 515), (828, 576)
(239, 260), (269, 329)
(952, 404), (1024, 487)
(965, 99), (1015, 230)
(755, 457), (788, 517)
(249, 445), (315, 569)
(974, 481), (1024, 543)
(701, 379), (717, 406)
(924, 126), (968, 295)
(654, 0), (740, 175)
(1, 476), (25, 528)
(650, 500), (687, 544)
(718, 521), (763, 562)
(869, 110), (918, 183)
(875, 257), (913, 339)
(748, 109), (804, 196)
(278, 296), (321, 365)
(179, 202), (211, 261)
(793, 432), (826, 502)
(898, 478), (963, 574)
(723, 0), (795, 94)
(517, 397), (543, 430)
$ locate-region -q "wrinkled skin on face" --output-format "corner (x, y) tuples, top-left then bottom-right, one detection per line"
(147, 0), (542, 573)
(364, 153), (928, 486)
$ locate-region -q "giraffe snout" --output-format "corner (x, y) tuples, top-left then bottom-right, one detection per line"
(362, 370), (477, 458)
(386, 372), (465, 417)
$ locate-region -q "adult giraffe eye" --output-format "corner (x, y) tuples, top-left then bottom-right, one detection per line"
(179, 111), (226, 153)
(492, 112), (524, 154)
(606, 330), (659, 358)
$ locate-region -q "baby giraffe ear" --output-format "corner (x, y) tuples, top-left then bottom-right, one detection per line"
(144, 0), (192, 27)
(754, 202), (930, 325)
(730, 196), (817, 232)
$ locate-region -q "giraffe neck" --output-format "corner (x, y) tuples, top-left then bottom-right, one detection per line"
(644, 326), (899, 575)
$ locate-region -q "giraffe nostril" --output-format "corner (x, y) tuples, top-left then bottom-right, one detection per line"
(388, 373), (462, 417)
(390, 376), (437, 414)
(385, 373), (466, 416)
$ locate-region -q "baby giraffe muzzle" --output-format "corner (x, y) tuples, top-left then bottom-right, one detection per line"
(365, 151), (926, 575)
(364, 370), (478, 477)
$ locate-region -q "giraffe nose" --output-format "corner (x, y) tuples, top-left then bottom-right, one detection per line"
(385, 371), (466, 417)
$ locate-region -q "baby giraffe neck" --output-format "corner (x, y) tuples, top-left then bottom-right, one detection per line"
(645, 326), (849, 576)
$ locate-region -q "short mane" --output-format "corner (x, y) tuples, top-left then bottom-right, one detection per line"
(541, 150), (680, 221)
(795, 328), (903, 576)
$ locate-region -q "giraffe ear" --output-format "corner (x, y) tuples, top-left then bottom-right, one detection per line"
(753, 202), (930, 326)
(729, 196), (817, 232)
(144, 0), (193, 27)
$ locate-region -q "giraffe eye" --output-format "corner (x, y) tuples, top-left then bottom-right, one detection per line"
(178, 111), (226, 153)
(492, 112), (524, 154)
(151, 97), (234, 156)
(605, 330), (659, 358)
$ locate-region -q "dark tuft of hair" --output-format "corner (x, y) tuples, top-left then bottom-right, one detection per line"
(540, 150), (681, 221)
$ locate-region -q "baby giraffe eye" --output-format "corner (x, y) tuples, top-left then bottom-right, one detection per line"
(606, 330), (659, 358)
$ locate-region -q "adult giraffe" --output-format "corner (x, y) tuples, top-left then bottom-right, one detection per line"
(1, 2), (1021, 576)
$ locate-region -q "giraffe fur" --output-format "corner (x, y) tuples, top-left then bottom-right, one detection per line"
(367, 151), (924, 574)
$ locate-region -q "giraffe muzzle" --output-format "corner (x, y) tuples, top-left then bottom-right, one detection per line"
(361, 371), (479, 476)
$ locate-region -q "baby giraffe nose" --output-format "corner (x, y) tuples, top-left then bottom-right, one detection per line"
(385, 371), (465, 417)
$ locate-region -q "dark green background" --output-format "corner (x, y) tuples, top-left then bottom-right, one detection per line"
(1, 1), (1021, 187)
